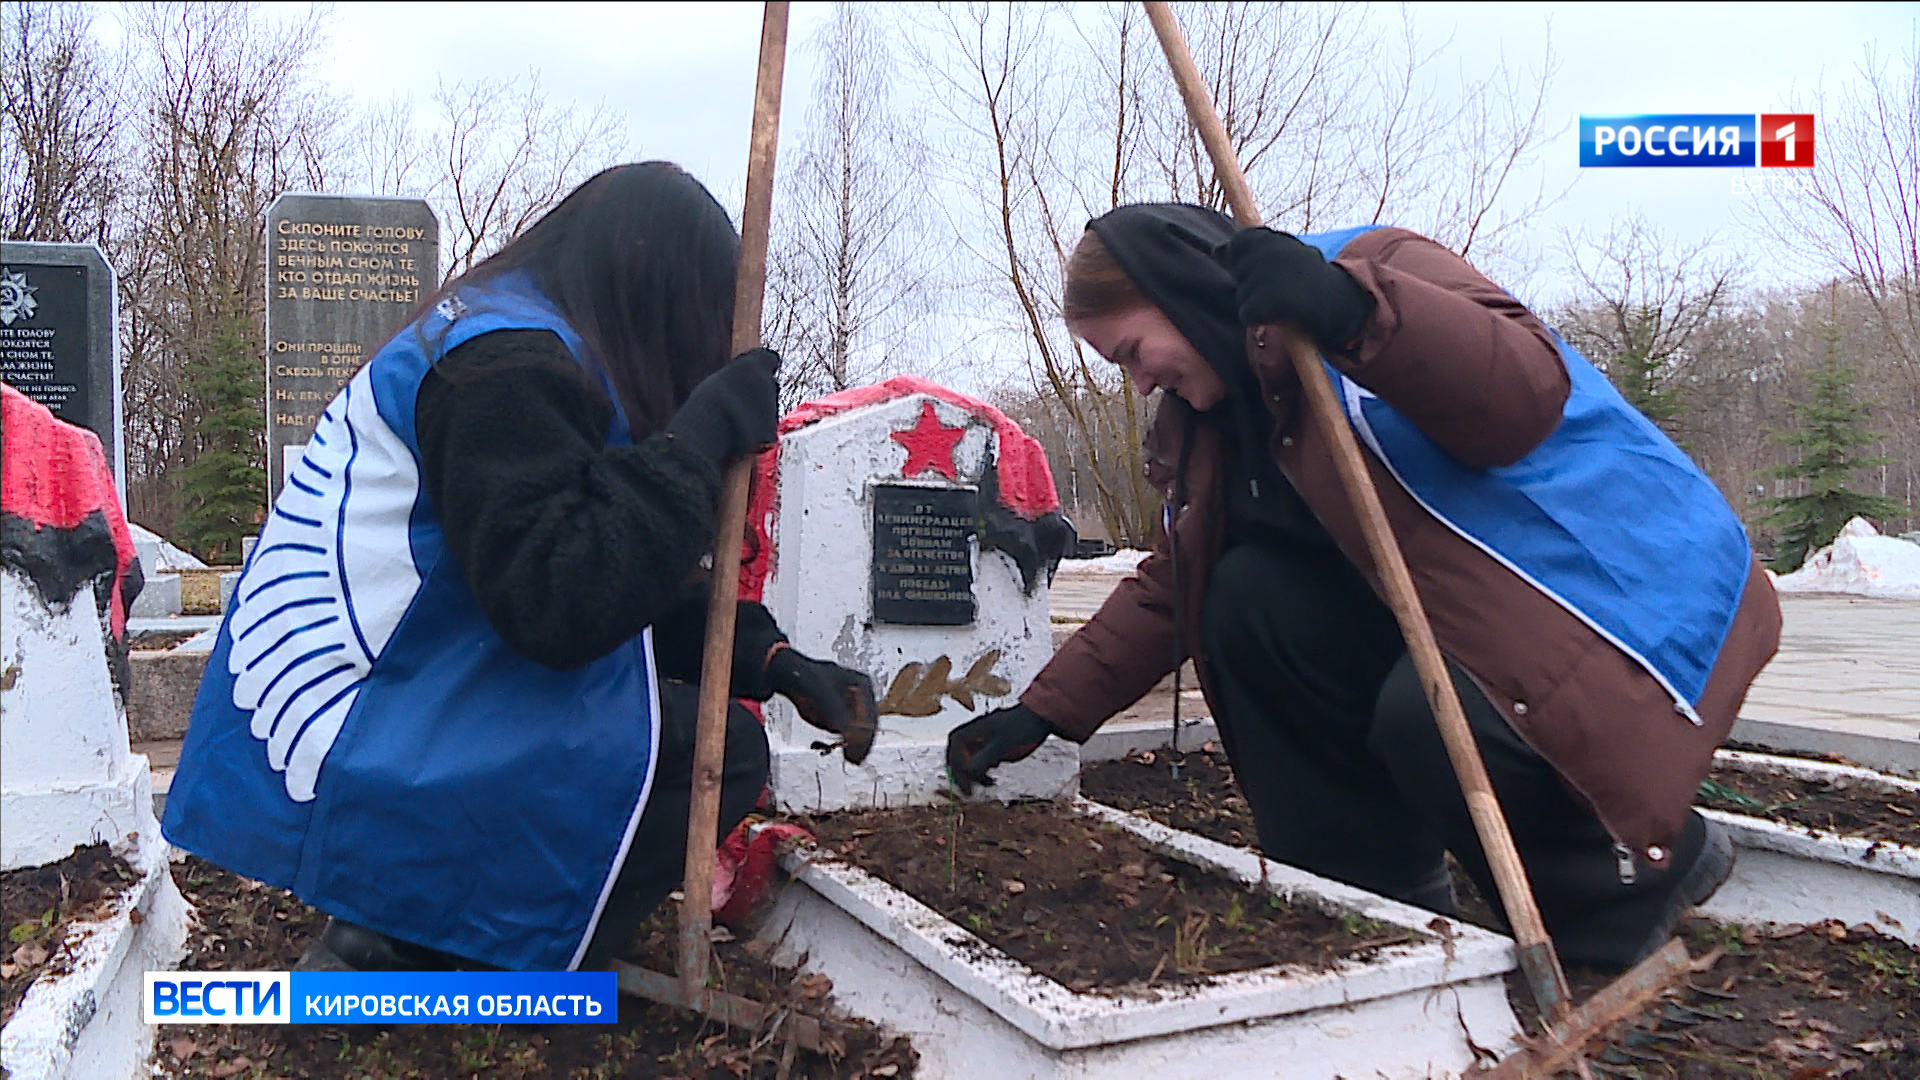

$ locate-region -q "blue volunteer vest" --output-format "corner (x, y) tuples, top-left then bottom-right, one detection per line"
(1300, 226), (1751, 719)
(163, 275), (661, 971)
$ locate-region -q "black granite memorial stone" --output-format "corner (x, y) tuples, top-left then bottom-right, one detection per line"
(265, 194), (437, 491)
(0, 243), (120, 488)
(872, 483), (977, 626)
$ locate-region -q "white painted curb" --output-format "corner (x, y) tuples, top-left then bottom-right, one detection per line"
(757, 800), (1520, 1079)
(1700, 750), (1919, 944)
(0, 830), (190, 1080)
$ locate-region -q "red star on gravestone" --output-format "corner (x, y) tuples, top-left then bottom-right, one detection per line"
(890, 400), (967, 481)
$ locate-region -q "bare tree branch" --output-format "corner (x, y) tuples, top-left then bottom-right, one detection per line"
(1, 1), (124, 244)
(430, 71), (625, 282)
(768, 2), (935, 398)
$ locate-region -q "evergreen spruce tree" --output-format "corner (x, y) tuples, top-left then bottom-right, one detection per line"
(176, 317), (266, 562)
(1603, 308), (1686, 440)
(1611, 343), (1684, 432)
(1760, 310), (1902, 572)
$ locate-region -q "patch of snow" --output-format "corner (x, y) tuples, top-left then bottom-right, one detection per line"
(1773, 517), (1920, 600)
(127, 523), (206, 572)
(1055, 548), (1153, 576)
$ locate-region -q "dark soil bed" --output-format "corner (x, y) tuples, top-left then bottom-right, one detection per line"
(1698, 764), (1920, 847)
(1083, 749), (1920, 1076)
(1, 841), (141, 1025)
(805, 800), (1416, 992)
(1087, 746), (1920, 851)
(155, 856), (915, 1079)
(131, 629), (205, 650)
(1721, 740), (1852, 764)
(1532, 918), (1919, 1079)
(1082, 748), (1506, 929)
(1082, 745), (1253, 851)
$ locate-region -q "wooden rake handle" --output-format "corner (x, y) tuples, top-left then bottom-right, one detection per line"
(1139, 1), (1573, 1022)
(680, 0), (791, 1000)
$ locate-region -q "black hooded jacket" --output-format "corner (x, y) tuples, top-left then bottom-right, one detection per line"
(1085, 205), (1337, 557)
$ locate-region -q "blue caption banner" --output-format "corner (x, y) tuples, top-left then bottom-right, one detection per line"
(291, 971), (618, 1023)
(145, 970), (619, 1024)
(1580, 114), (1755, 167)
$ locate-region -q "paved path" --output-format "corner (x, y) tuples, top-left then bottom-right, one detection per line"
(1051, 571), (1920, 773)
(1738, 595), (1920, 772)
(1050, 574), (1131, 622)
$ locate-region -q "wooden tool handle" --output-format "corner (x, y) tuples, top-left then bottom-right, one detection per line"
(679, 0), (790, 999)
(1140, 0), (1572, 1021)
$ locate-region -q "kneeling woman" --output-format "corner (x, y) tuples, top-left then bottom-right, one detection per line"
(949, 205), (1781, 970)
(164, 163), (874, 972)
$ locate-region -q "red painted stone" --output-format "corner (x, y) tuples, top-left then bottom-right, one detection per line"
(739, 376), (1062, 605)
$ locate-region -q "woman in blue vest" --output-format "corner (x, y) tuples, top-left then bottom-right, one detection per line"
(164, 163), (876, 972)
(950, 205), (1780, 970)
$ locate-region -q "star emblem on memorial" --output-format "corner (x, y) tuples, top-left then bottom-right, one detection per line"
(890, 400), (968, 480)
(0, 269), (38, 326)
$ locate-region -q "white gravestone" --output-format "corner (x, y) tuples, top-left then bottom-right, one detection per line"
(757, 388), (1077, 813)
(0, 567), (154, 870)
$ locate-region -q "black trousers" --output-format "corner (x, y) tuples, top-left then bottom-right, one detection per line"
(1200, 543), (1708, 969)
(578, 681), (770, 968)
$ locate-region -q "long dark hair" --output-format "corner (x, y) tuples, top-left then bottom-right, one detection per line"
(433, 162), (739, 436)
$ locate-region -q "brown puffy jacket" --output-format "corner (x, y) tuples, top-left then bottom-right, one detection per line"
(1023, 227), (1781, 864)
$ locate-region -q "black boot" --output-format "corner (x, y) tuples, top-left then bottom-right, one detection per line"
(1396, 862), (1460, 917)
(1626, 814), (1735, 964)
(296, 918), (482, 972)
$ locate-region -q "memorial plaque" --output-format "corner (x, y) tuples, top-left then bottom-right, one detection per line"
(871, 483), (977, 625)
(265, 193), (438, 491)
(0, 243), (121, 493)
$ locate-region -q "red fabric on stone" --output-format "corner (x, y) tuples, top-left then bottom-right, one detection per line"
(711, 820), (814, 926)
(738, 376), (1060, 603)
(1, 384), (138, 637)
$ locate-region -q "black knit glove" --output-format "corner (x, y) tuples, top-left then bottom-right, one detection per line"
(1219, 228), (1375, 351)
(649, 594), (791, 700)
(767, 647), (878, 765)
(665, 347), (781, 466)
(945, 704), (1056, 796)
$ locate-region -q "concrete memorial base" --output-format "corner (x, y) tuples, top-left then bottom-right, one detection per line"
(770, 736), (1078, 813)
(755, 799), (1520, 1080)
(126, 573), (181, 619)
(1, 571), (151, 871)
(124, 633), (213, 744)
(1698, 751), (1919, 944)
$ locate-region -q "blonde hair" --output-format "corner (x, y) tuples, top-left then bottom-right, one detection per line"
(1062, 230), (1147, 322)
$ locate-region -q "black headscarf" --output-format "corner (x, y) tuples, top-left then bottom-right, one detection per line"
(1087, 203), (1336, 557)
(1085, 203), (1275, 469)
(1085, 204), (1251, 398)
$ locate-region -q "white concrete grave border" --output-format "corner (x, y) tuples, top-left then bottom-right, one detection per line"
(1698, 749), (1919, 944)
(0, 828), (189, 1080)
(756, 798), (1520, 1080)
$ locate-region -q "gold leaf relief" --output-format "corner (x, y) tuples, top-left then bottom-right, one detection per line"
(876, 649), (1011, 717)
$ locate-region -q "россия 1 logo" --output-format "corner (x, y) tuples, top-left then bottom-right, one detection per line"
(1580, 114), (1813, 167)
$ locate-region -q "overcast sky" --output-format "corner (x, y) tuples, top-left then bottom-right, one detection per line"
(277, 2), (1915, 297)
(235, 0), (1914, 327)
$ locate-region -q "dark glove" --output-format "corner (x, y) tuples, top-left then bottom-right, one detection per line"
(665, 347), (781, 466)
(649, 592), (790, 700)
(766, 647), (878, 765)
(945, 703), (1055, 796)
(1218, 228), (1375, 351)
